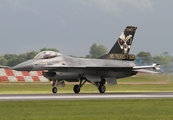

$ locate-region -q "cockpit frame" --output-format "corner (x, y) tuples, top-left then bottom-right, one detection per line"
(34, 51), (61, 59)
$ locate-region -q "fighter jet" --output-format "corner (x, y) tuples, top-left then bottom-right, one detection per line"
(12, 26), (160, 94)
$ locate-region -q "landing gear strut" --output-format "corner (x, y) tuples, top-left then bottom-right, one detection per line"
(98, 77), (106, 93)
(73, 79), (86, 94)
(50, 80), (65, 94)
(51, 80), (58, 94)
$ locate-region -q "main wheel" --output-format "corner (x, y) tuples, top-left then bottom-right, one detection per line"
(98, 84), (106, 93)
(73, 84), (80, 94)
(52, 87), (58, 94)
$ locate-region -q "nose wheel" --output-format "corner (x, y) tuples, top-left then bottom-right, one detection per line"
(51, 80), (58, 94)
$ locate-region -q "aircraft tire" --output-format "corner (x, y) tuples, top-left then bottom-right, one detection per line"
(52, 87), (58, 94)
(98, 84), (106, 93)
(73, 85), (80, 94)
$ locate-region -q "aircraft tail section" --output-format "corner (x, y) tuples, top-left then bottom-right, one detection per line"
(99, 26), (137, 61)
(109, 26), (137, 54)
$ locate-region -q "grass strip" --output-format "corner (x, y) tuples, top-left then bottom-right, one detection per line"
(0, 99), (173, 120)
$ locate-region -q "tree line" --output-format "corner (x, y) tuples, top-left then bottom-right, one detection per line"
(0, 44), (172, 72)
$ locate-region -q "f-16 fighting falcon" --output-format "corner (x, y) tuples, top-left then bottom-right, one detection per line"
(12, 26), (160, 94)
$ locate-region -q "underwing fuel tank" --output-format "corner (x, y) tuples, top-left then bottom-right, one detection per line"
(43, 71), (79, 80)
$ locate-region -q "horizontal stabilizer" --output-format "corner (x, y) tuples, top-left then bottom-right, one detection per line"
(133, 64), (160, 70)
(133, 64), (160, 73)
(133, 69), (160, 74)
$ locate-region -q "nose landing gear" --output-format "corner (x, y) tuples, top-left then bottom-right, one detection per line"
(51, 80), (65, 94)
(51, 80), (58, 94)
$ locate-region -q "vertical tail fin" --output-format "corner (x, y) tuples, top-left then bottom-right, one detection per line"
(99, 26), (137, 60)
(109, 26), (137, 54)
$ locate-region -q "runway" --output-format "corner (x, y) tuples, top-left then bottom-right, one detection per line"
(1, 92), (173, 101)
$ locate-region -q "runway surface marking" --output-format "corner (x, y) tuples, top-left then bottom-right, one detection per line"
(1, 92), (173, 100)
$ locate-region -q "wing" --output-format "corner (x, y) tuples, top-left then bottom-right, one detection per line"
(42, 65), (133, 71)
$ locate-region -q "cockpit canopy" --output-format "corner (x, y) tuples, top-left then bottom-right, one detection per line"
(34, 51), (62, 59)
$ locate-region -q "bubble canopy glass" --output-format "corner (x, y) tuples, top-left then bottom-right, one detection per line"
(33, 51), (62, 59)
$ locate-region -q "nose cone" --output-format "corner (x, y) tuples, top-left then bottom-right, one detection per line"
(13, 60), (33, 71)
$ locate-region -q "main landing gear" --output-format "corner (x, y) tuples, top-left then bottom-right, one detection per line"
(73, 79), (87, 94)
(73, 76), (106, 94)
(98, 84), (106, 93)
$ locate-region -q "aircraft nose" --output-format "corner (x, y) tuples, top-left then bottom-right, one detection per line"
(13, 60), (33, 71)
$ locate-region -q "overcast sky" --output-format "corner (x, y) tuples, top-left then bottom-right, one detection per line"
(0, 0), (173, 57)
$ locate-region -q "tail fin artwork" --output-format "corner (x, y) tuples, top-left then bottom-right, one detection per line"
(99, 26), (137, 61)
(109, 26), (137, 54)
